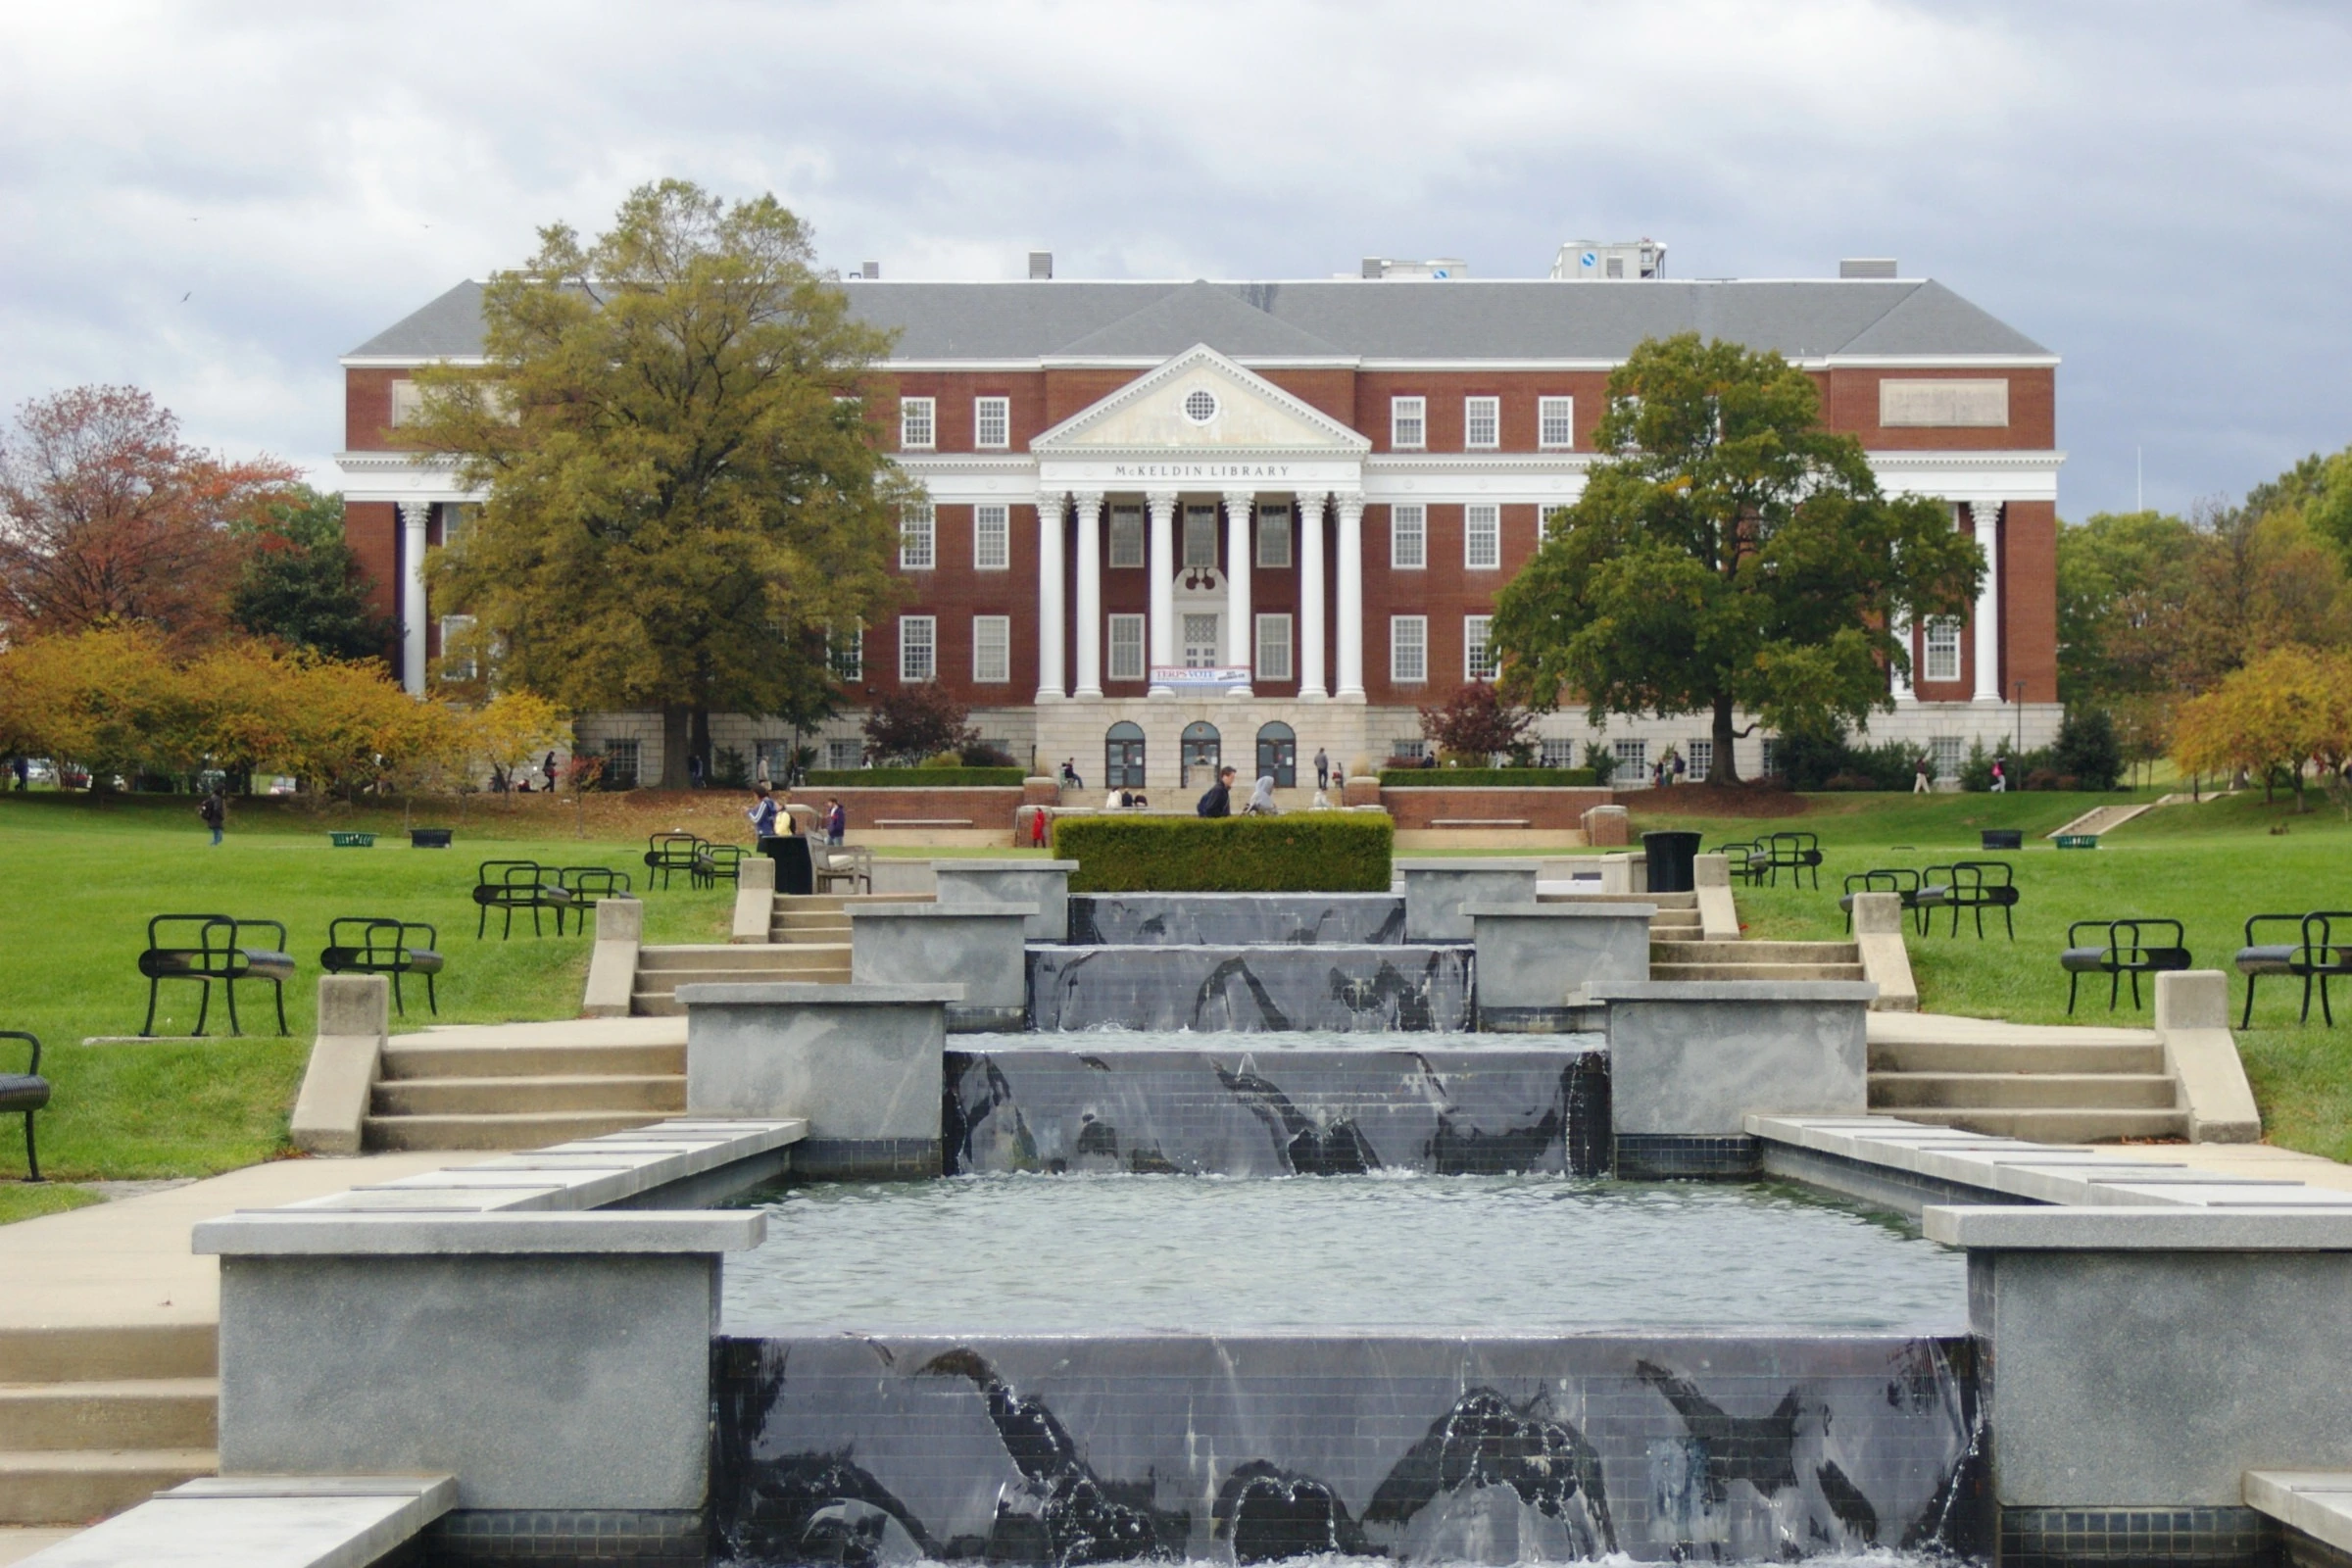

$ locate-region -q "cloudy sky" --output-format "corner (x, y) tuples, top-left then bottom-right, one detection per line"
(2, 1), (2345, 516)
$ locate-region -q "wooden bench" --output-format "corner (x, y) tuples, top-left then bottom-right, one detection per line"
(138, 915), (296, 1036)
(320, 918), (444, 1017)
(0, 1031), (48, 1181)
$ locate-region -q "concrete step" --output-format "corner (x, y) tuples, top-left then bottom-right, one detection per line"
(1869, 1071), (2182, 1110)
(1881, 1105), (2190, 1143)
(362, 1110), (667, 1152)
(1869, 1038), (2168, 1074)
(771, 908), (855, 929)
(0, 1327), (215, 1386)
(1539, 891), (1699, 909)
(369, 1074), (686, 1117)
(1653, 941), (1857, 963)
(1649, 962), (1866, 982)
(0, 1447), (218, 1526)
(637, 944), (839, 970)
(378, 1041), (684, 1081)
(769, 929), (853, 948)
(633, 965), (847, 1003)
(0, 1379), (218, 1451)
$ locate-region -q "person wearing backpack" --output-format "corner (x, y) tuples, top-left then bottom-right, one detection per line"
(198, 787), (225, 847)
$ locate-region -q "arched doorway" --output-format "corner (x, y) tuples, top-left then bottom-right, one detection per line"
(1180, 720), (1221, 788)
(1104, 722), (1146, 790)
(1255, 721), (1297, 787)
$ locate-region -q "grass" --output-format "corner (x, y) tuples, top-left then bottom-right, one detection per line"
(0, 791), (736, 1185)
(0, 1181), (104, 1225)
(1623, 786), (2352, 1161)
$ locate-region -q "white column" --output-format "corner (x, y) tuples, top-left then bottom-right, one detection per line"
(1890, 609), (1916, 704)
(1146, 491), (1177, 697)
(1972, 499), (2001, 704)
(398, 500), (430, 696)
(1035, 492), (1066, 703)
(1297, 490), (1328, 701)
(1223, 490), (1254, 697)
(1071, 492), (1103, 700)
(1335, 492), (1365, 702)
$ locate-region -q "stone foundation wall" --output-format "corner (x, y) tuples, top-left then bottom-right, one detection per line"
(1380, 785), (1614, 829)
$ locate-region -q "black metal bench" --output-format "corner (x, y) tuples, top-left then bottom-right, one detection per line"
(693, 844), (745, 890)
(2062, 917), (2191, 1014)
(0, 1031), (47, 1182)
(320, 918), (444, 1017)
(1838, 868), (1948, 934)
(1761, 830), (1824, 890)
(557, 867), (635, 932)
(1926, 859), (2020, 940)
(471, 861), (573, 939)
(2234, 910), (2352, 1027)
(642, 832), (705, 892)
(137, 915), (295, 1036)
(1713, 840), (1769, 886)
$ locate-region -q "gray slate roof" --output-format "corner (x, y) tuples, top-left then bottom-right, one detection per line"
(348, 275), (2047, 362)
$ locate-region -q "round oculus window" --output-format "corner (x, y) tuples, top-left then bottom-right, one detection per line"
(1182, 388), (1219, 423)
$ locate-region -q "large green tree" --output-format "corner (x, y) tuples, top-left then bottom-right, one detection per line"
(229, 484), (394, 662)
(410, 180), (911, 787)
(1491, 334), (1983, 784)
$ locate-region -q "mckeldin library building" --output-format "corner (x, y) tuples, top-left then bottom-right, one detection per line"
(335, 244), (2061, 792)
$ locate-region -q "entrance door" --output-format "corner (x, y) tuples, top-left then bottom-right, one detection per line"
(1182, 613), (1219, 668)
(1180, 721), (1221, 788)
(1255, 721), (1297, 788)
(1104, 722), (1146, 790)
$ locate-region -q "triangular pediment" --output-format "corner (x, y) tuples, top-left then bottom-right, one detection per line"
(1031, 345), (1371, 455)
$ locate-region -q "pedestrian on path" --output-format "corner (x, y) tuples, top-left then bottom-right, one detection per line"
(746, 784), (779, 839)
(1197, 765), (1236, 817)
(1314, 748), (1330, 789)
(1990, 758), (2007, 793)
(1913, 758), (1932, 794)
(198, 787), (225, 847)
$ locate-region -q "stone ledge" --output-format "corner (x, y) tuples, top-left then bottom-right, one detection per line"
(1397, 858), (1543, 872)
(2247, 1472), (2352, 1558)
(1925, 1204), (2352, 1250)
(193, 1210), (763, 1256)
(930, 858), (1078, 872)
(848, 902), (1038, 919)
(1593, 980), (1879, 1002)
(675, 982), (964, 1005)
(18, 1474), (454, 1568)
(1462, 902), (1657, 919)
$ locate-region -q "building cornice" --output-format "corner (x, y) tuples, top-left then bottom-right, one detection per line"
(332, 450), (483, 504)
(882, 354), (2062, 375)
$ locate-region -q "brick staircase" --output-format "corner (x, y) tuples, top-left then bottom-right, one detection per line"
(0, 1324), (217, 1525)
(1865, 1012), (2188, 1142)
(365, 1018), (688, 1151)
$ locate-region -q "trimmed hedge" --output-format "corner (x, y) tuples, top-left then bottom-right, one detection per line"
(1055, 813), (1393, 893)
(804, 767), (1026, 787)
(1377, 767), (1599, 787)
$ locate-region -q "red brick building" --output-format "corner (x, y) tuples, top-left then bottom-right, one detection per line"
(336, 252), (2060, 790)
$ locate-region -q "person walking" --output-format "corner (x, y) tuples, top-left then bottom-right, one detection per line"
(746, 784), (780, 840)
(1244, 774), (1280, 816)
(198, 786), (225, 847)
(1197, 765), (1236, 817)
(1913, 757), (1933, 794)
(824, 797), (846, 845)
(1990, 758), (2007, 793)
(1314, 748), (1330, 790)
(543, 751), (559, 790)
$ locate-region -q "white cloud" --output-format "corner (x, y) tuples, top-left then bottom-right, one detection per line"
(0, 0), (2348, 512)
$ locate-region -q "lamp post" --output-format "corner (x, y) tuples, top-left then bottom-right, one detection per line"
(2014, 680), (2025, 757)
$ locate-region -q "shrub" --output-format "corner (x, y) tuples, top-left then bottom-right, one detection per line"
(1055, 813), (1393, 893)
(1377, 767), (1598, 787)
(860, 685), (978, 764)
(1763, 721), (1923, 791)
(2051, 709), (2125, 790)
(804, 766), (1024, 788)
(1582, 742), (1617, 785)
(1418, 681), (1537, 759)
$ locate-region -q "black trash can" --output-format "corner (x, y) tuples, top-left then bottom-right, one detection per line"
(760, 833), (814, 896)
(1642, 829), (1703, 895)
(1981, 829), (2024, 852)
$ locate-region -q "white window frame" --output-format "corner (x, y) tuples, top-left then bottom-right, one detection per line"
(1464, 504), (1500, 570)
(973, 395), (1010, 450)
(1463, 396), (1499, 451)
(898, 615), (936, 683)
(1255, 503), (1292, 568)
(899, 503), (935, 570)
(1107, 613), (1146, 681)
(1925, 617), (1962, 683)
(1463, 614), (1496, 681)
(1255, 612), (1294, 682)
(825, 738), (862, 770)
(1540, 738), (1577, 768)
(1390, 614), (1428, 684)
(1613, 738), (1647, 777)
(973, 504), (1009, 571)
(1108, 506), (1145, 568)
(899, 397), (935, 451)
(1182, 505), (1218, 568)
(438, 614), (477, 682)
(829, 623), (862, 681)
(1539, 396), (1575, 450)
(1687, 740), (1713, 782)
(1932, 736), (1965, 778)
(971, 614), (1010, 683)
(1391, 395), (1427, 451)
(389, 380), (425, 428)
(1391, 504), (1426, 570)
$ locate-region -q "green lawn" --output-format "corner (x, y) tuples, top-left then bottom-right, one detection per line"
(0, 793), (733, 1188)
(1625, 787), (2352, 1161)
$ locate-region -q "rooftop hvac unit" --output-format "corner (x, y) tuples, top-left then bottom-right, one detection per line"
(1549, 239), (1666, 280)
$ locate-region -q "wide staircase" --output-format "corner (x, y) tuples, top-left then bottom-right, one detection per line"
(630, 942), (849, 1017)
(1650, 938), (1865, 982)
(0, 1324), (217, 1525)
(1540, 889), (1703, 943)
(365, 1019), (687, 1151)
(1865, 1012), (2188, 1141)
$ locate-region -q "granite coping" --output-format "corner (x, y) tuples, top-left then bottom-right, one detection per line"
(2245, 1471), (2352, 1555)
(847, 902), (1039, 918)
(192, 1209), (765, 1256)
(1924, 1204), (2352, 1250)
(272, 1119), (805, 1214)
(16, 1475), (455, 1568)
(1592, 981), (1880, 1002)
(1462, 902), (1658, 919)
(931, 858), (1079, 872)
(1396, 858), (1543, 871)
(674, 982), (965, 1005)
